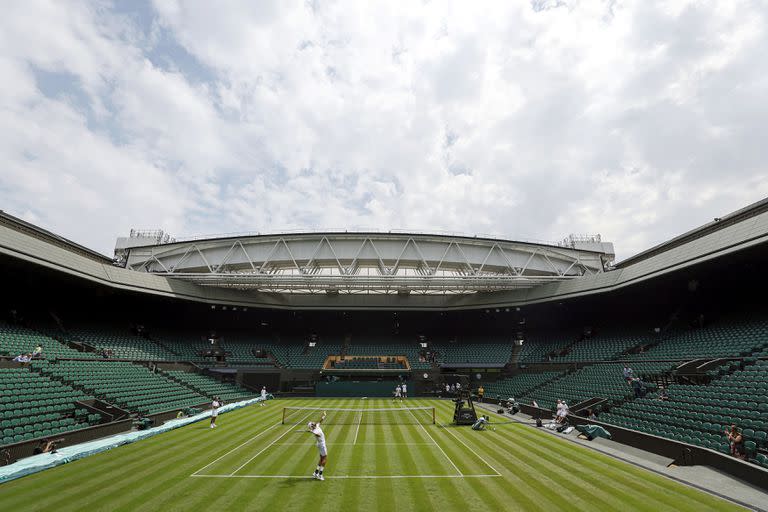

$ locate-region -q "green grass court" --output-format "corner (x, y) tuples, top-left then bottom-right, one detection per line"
(0, 399), (743, 511)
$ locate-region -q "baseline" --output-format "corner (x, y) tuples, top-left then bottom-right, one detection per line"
(190, 474), (502, 479)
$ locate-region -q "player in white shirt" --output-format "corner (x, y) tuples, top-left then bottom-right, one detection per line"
(401, 383), (407, 399)
(308, 411), (328, 480)
(210, 397), (221, 428)
(394, 385), (402, 400)
(260, 386), (267, 406)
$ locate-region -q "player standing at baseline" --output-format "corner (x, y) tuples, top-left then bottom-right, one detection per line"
(210, 396), (221, 428)
(308, 411), (328, 481)
(401, 382), (407, 400)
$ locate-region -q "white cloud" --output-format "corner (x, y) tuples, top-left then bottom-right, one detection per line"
(0, 0), (766, 260)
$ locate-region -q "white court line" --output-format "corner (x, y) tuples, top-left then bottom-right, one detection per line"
(272, 442), (434, 446)
(353, 411), (362, 445)
(401, 404), (463, 476)
(191, 474), (501, 479)
(438, 422), (502, 476)
(230, 411), (314, 476)
(191, 419), (283, 476)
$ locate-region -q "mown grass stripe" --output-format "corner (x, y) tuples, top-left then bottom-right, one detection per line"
(0, 399), (746, 512)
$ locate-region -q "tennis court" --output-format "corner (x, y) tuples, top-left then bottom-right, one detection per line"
(192, 402), (500, 479)
(0, 398), (743, 511)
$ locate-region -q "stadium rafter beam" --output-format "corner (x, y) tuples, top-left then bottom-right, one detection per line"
(116, 231), (614, 295)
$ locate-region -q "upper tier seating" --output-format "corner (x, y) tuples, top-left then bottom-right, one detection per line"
(148, 329), (209, 362)
(332, 358), (406, 370)
(0, 368), (93, 446)
(432, 336), (514, 365)
(0, 322), (93, 359)
(517, 331), (576, 364)
(33, 360), (208, 415)
(552, 327), (652, 363)
(346, 336), (430, 370)
(627, 316), (768, 361)
(67, 325), (177, 360)
(482, 371), (563, 400)
(249, 335), (343, 369)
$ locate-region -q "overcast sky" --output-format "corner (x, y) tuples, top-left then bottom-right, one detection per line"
(1, 0), (767, 261)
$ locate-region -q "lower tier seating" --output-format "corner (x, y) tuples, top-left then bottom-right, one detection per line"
(520, 362), (677, 410)
(32, 360), (209, 415)
(0, 368), (93, 446)
(601, 359), (768, 462)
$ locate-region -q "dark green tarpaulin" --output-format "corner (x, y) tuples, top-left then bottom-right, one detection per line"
(576, 424), (612, 440)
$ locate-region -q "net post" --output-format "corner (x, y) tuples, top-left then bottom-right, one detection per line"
(281, 407), (286, 425)
(432, 407), (435, 424)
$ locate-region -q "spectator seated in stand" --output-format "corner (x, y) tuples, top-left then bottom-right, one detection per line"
(33, 438), (58, 455)
(725, 424), (745, 460)
(13, 353), (31, 363)
(623, 364), (634, 383)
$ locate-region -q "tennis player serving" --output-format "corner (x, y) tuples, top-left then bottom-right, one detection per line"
(308, 411), (327, 480)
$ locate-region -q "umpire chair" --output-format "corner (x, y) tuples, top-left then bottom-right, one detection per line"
(453, 388), (478, 425)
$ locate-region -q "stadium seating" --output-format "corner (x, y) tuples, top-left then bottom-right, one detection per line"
(0, 368), (92, 446)
(0, 322), (93, 359)
(162, 370), (255, 402)
(32, 360), (209, 415)
(332, 358), (406, 370)
(67, 325), (178, 360)
(551, 327), (653, 363)
(626, 316), (768, 361)
(432, 336), (514, 365)
(517, 331), (576, 364)
(482, 371), (563, 400)
(520, 362), (677, 410)
(147, 329), (208, 362)
(346, 335), (430, 370)
(601, 359), (768, 455)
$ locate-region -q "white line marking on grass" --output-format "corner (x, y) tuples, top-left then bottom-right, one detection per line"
(272, 442), (434, 446)
(438, 423), (502, 476)
(191, 474), (501, 479)
(401, 404), (463, 476)
(230, 412), (314, 476)
(353, 411), (362, 445)
(191, 420), (284, 476)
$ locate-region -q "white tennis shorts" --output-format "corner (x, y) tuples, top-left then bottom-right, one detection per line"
(211, 409), (219, 417)
(317, 443), (327, 457)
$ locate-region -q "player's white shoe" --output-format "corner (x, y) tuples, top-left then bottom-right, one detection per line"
(317, 475), (324, 481)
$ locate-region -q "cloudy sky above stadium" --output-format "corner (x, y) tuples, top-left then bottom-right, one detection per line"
(1, 0), (766, 261)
